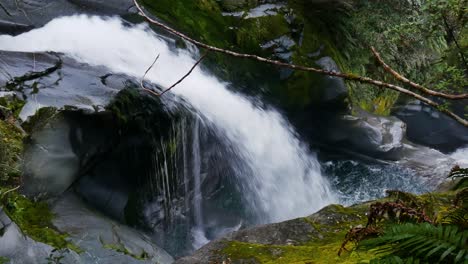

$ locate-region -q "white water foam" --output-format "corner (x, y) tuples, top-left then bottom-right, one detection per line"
(450, 146), (468, 167)
(0, 15), (336, 223)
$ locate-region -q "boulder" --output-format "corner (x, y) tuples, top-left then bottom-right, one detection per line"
(174, 190), (459, 264)
(219, 0), (258, 11)
(0, 0), (134, 34)
(51, 192), (174, 264)
(393, 100), (468, 153)
(0, 208), (54, 264)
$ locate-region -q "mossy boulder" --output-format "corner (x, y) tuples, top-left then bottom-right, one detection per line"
(220, 0), (258, 11)
(175, 190), (460, 264)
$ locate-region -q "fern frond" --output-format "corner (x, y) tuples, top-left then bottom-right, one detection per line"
(359, 223), (468, 263)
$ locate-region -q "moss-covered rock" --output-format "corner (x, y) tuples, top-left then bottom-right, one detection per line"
(175, 190), (461, 264)
(1, 192), (80, 252)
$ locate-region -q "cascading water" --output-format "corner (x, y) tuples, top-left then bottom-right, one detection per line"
(190, 118), (209, 249)
(0, 15), (336, 224)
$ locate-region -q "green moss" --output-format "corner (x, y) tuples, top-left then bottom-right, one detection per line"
(235, 15), (290, 53)
(0, 120), (24, 185)
(141, 0), (233, 48)
(220, 190), (462, 263)
(223, 240), (374, 263)
(0, 96), (25, 118)
(21, 107), (58, 134)
(102, 239), (149, 260)
(2, 192), (80, 252)
(0, 257), (9, 264)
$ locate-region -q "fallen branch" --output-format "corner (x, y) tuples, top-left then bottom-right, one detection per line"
(133, 0), (468, 127)
(141, 52), (207, 96)
(371, 47), (468, 100)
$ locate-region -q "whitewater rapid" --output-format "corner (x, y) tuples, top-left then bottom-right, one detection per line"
(0, 15), (336, 222)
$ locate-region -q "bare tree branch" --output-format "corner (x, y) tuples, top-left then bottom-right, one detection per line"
(140, 52), (208, 96)
(371, 47), (468, 100)
(133, 0), (468, 127)
(160, 52), (208, 96)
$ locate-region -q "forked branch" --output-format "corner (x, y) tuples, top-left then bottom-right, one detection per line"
(140, 52), (208, 96)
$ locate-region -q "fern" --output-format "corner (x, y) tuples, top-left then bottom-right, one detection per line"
(359, 223), (468, 263)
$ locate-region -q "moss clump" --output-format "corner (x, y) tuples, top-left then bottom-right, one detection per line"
(141, 0), (233, 49)
(0, 119), (24, 185)
(235, 14), (290, 53)
(103, 243), (149, 260)
(0, 257), (9, 264)
(223, 239), (374, 263)
(0, 95), (25, 119)
(21, 107), (58, 134)
(2, 192), (80, 252)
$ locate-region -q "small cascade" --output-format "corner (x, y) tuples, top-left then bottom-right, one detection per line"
(190, 118), (209, 249)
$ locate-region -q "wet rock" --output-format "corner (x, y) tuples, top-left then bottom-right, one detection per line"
(0, 0), (134, 34)
(0, 51), (131, 121)
(315, 56), (347, 103)
(174, 203), (368, 264)
(393, 100), (468, 153)
(219, 0), (258, 12)
(22, 108), (80, 198)
(0, 207), (54, 264)
(51, 192), (174, 264)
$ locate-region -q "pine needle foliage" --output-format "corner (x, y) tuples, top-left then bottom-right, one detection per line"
(359, 223), (468, 263)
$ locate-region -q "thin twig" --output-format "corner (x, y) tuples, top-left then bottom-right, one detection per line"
(140, 52), (208, 96)
(159, 52), (208, 96)
(133, 0), (468, 127)
(140, 53), (160, 95)
(371, 47), (468, 100)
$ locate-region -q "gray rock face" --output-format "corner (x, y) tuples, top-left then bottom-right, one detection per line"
(51, 192), (174, 264)
(0, 0), (134, 34)
(394, 100), (468, 153)
(320, 109), (455, 181)
(0, 208), (54, 264)
(22, 113), (80, 198)
(315, 56), (348, 103)
(0, 195), (174, 264)
(0, 51), (131, 121)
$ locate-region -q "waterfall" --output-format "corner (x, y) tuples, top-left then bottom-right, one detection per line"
(0, 15), (336, 223)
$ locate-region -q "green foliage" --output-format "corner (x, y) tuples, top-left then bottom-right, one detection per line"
(359, 223), (468, 263)
(344, 0), (467, 114)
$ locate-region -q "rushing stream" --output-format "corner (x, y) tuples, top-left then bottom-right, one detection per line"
(1, 15), (465, 257)
(0, 15), (337, 249)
